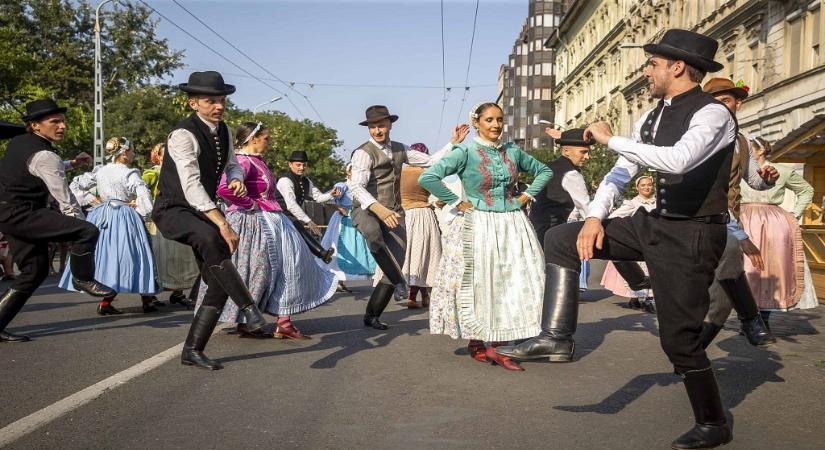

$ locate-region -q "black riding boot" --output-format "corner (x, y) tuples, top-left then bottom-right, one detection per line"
(293, 220), (334, 263)
(364, 283), (395, 330)
(671, 367), (732, 449)
(495, 263), (579, 361)
(69, 252), (116, 297)
(0, 289), (32, 342)
(613, 261), (651, 291)
(698, 322), (723, 350)
(719, 274), (775, 346)
(207, 260), (267, 332)
(371, 247), (408, 301)
(181, 305), (223, 370)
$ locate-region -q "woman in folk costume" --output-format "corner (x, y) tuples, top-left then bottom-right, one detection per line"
(420, 102), (552, 371)
(60, 137), (159, 314)
(600, 175), (657, 311)
(195, 121), (337, 339)
(740, 136), (818, 328)
(142, 143), (200, 307)
(320, 164), (376, 292)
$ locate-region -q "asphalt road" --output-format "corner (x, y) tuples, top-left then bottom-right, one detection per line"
(1, 261), (824, 449)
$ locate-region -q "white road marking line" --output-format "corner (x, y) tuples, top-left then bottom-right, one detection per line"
(0, 342), (183, 447)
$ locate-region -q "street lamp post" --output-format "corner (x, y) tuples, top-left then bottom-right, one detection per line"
(252, 96), (282, 116)
(93, 0), (116, 167)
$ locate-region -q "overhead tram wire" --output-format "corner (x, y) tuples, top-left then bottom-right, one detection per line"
(455, 0), (480, 124)
(134, 0), (303, 118)
(435, 0), (449, 145)
(170, 0), (322, 122)
(212, 73), (497, 89)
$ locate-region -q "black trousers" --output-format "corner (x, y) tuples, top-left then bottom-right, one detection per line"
(544, 209), (726, 373)
(351, 207), (406, 286)
(152, 202), (231, 308)
(288, 216), (327, 258)
(0, 202), (99, 293)
(530, 215), (566, 249)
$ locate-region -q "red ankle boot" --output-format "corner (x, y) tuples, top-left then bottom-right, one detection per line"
(468, 340), (487, 363)
(486, 343), (524, 371)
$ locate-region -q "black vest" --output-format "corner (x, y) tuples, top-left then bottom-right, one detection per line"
(0, 133), (54, 209)
(642, 86), (734, 218)
(157, 113), (230, 208)
(529, 155), (579, 224)
(274, 171), (311, 220)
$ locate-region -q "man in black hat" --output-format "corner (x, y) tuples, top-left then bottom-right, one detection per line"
(349, 105), (453, 330)
(497, 29), (742, 449)
(275, 150), (341, 263)
(152, 71), (268, 370)
(528, 128), (592, 245)
(0, 99), (115, 343)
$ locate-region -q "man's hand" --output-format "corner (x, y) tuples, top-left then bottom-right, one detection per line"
(90, 196), (102, 206)
(337, 207), (349, 216)
(368, 202), (401, 228)
(228, 178), (247, 197)
(517, 193), (530, 206)
(740, 238), (764, 271)
(451, 124), (471, 144)
(306, 221), (322, 236)
(71, 152), (93, 168)
(456, 201), (473, 213)
(331, 187), (343, 198)
(584, 121), (614, 145)
(218, 222), (240, 254)
(544, 128), (562, 139)
(757, 165), (779, 185)
(576, 217), (605, 260)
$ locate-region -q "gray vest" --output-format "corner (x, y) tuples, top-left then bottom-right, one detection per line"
(352, 140), (406, 212)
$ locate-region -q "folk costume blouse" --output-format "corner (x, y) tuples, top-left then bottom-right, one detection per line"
(217, 153), (282, 213)
(419, 138), (552, 213)
(740, 164), (814, 219)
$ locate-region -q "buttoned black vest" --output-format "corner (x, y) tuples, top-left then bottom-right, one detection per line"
(0, 133), (54, 209)
(274, 171), (311, 220)
(351, 140), (406, 212)
(157, 113), (230, 209)
(529, 155), (579, 225)
(642, 86), (734, 218)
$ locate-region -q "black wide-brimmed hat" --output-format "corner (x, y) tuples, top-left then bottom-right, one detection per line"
(359, 105), (399, 126)
(0, 121), (25, 139)
(643, 29), (724, 73)
(178, 71), (236, 96)
(21, 99), (68, 122)
(287, 151), (309, 162)
(555, 128), (592, 147)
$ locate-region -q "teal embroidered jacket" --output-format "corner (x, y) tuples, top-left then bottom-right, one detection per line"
(419, 141), (553, 212)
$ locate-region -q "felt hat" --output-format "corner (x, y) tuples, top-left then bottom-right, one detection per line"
(359, 105), (398, 126)
(21, 99), (67, 122)
(643, 29), (724, 73)
(178, 71), (236, 96)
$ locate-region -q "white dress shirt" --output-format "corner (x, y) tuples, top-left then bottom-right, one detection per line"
(588, 99), (736, 220)
(166, 115), (244, 212)
(275, 176), (335, 223)
(348, 139), (453, 210)
(70, 163), (154, 217)
(27, 150), (83, 218)
(562, 170), (591, 221)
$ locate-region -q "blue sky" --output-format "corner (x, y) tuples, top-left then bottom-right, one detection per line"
(145, 0), (528, 160)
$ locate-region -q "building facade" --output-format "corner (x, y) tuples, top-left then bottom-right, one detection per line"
(499, 0), (567, 151)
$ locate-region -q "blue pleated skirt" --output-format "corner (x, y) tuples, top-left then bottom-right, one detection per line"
(59, 201), (159, 295)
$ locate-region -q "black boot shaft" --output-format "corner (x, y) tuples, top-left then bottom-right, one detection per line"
(207, 260), (256, 310)
(541, 263), (580, 339)
(181, 305), (223, 370)
(0, 289), (32, 337)
(672, 367), (732, 449)
(371, 247), (405, 286)
(69, 251), (97, 282)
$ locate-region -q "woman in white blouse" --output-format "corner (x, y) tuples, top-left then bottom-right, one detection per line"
(59, 137), (159, 315)
(600, 175), (657, 311)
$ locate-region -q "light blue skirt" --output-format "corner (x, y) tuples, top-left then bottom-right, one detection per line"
(59, 201), (159, 295)
(320, 211), (375, 279)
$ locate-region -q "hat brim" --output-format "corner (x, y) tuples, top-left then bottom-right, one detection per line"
(0, 121), (25, 139)
(707, 86), (749, 99)
(287, 158), (309, 162)
(359, 115), (399, 126)
(556, 138), (592, 147)
(179, 83), (236, 96)
(643, 43), (724, 73)
(21, 107), (68, 123)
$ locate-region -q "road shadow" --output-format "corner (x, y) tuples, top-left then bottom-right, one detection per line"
(12, 309), (193, 338)
(218, 308), (429, 369)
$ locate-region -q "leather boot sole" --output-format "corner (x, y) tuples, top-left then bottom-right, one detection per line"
(181, 359), (223, 370)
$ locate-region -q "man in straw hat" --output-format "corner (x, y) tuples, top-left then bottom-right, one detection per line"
(152, 71), (268, 370)
(348, 105), (454, 330)
(0, 99), (113, 343)
(497, 29), (771, 448)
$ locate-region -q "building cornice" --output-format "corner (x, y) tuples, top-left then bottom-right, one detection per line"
(699, 0), (763, 38)
(556, 21), (625, 89)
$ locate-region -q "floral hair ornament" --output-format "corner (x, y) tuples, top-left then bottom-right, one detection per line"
(241, 121), (263, 145)
(410, 143), (429, 154)
(107, 137), (131, 161)
(469, 102), (487, 127)
(735, 79), (750, 93)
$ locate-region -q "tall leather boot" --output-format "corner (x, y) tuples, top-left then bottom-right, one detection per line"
(294, 220), (334, 263)
(495, 263), (579, 361)
(671, 367), (732, 449)
(698, 322), (723, 350)
(69, 252), (116, 297)
(0, 289), (32, 342)
(371, 246), (408, 301)
(719, 274), (775, 346)
(207, 260), (267, 332)
(612, 261), (651, 291)
(181, 305), (223, 370)
(364, 283), (394, 330)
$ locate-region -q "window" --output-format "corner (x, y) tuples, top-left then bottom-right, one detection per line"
(528, 90), (533, 100)
(520, 86), (527, 97)
(542, 63), (552, 75)
(789, 17), (802, 75)
(542, 88), (552, 100)
(532, 138), (540, 149)
(534, 64), (542, 75)
(534, 88), (542, 99)
(533, 113), (540, 124)
(536, 14), (542, 27)
(521, 64), (527, 75)
(516, 66), (521, 76)
(812, 8), (821, 67)
(528, 65), (533, 76)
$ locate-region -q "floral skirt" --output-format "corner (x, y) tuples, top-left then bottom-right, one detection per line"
(429, 210), (544, 341)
